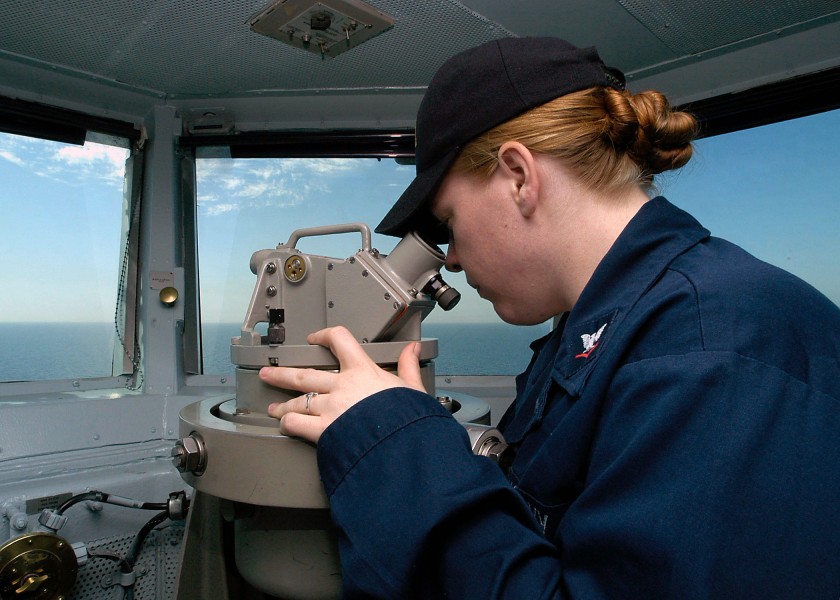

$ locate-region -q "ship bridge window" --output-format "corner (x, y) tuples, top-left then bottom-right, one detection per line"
(194, 154), (551, 377)
(0, 130), (134, 386)
(661, 106), (840, 309)
(193, 108), (840, 379)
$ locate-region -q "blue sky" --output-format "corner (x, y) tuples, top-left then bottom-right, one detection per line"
(662, 109), (840, 305)
(1, 107), (839, 325)
(0, 134), (128, 322)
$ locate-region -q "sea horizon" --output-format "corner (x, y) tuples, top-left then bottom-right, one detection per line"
(1, 321), (552, 382)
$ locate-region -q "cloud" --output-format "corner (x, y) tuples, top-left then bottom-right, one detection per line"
(0, 132), (129, 187)
(235, 181), (271, 198)
(294, 158), (356, 174)
(204, 202), (239, 216)
(0, 149), (25, 166)
(198, 158), (351, 215)
(0, 134), (32, 167)
(56, 143), (126, 167)
(53, 143), (128, 185)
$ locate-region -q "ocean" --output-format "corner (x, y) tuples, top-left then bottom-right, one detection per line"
(1, 321), (552, 383)
(0, 322), (119, 382)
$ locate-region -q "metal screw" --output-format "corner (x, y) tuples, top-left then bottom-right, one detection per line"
(384, 292), (391, 300)
(362, 270), (368, 277)
(485, 441), (512, 465)
(266, 262), (277, 273)
(171, 434), (207, 475)
(328, 301), (334, 308)
(267, 285), (277, 297)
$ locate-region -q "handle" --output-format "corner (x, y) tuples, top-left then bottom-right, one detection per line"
(284, 222), (371, 251)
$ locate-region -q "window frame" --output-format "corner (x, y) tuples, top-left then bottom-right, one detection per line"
(0, 97), (141, 396)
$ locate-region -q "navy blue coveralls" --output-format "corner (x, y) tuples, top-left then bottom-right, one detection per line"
(316, 197), (840, 598)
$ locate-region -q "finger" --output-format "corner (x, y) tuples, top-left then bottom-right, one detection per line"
(397, 342), (426, 392)
(259, 366), (334, 393)
(268, 392), (322, 419)
(276, 412), (324, 444)
(307, 326), (375, 370)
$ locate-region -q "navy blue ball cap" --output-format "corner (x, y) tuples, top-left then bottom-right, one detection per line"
(376, 37), (625, 244)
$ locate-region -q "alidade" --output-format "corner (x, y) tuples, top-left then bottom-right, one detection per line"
(175, 224), (482, 600)
(230, 222), (460, 417)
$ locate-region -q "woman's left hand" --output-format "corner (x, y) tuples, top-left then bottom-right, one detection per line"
(260, 326), (426, 443)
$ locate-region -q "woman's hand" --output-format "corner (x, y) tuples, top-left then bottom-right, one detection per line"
(260, 326), (426, 443)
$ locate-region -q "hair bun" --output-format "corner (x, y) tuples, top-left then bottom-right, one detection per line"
(624, 90), (699, 174)
(602, 88), (698, 174)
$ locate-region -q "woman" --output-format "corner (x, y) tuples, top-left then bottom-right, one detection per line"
(261, 38), (840, 598)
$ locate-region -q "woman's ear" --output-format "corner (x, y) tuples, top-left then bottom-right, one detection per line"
(497, 142), (539, 217)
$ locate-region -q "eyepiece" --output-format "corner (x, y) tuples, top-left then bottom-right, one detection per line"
(424, 274), (460, 311)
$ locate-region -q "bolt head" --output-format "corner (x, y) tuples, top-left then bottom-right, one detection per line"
(172, 435), (206, 474)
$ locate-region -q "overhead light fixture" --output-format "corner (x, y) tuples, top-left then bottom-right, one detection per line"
(248, 0), (395, 58)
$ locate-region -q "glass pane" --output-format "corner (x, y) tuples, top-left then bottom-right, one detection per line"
(197, 110), (840, 378)
(661, 108), (840, 308)
(196, 157), (550, 376)
(0, 132), (129, 382)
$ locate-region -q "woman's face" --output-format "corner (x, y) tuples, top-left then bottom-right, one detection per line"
(430, 168), (557, 325)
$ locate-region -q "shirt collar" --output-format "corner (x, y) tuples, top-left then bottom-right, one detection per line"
(501, 197), (710, 442)
(556, 197), (710, 376)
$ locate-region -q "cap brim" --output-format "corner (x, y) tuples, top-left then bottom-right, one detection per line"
(375, 147), (459, 245)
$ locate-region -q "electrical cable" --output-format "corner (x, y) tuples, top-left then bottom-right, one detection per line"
(45, 489), (189, 599)
(55, 490), (169, 516)
(87, 550), (131, 572)
(123, 510), (169, 572)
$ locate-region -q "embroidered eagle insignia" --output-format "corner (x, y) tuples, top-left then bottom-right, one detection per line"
(576, 323), (607, 359)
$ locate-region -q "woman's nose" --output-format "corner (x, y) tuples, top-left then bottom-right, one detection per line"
(444, 242), (462, 273)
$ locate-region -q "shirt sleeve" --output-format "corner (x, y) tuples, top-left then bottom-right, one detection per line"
(316, 387), (567, 599)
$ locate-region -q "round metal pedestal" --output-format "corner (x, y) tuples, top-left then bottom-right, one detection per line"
(177, 386), (490, 599)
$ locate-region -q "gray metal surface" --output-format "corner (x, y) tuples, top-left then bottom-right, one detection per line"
(178, 396), (329, 508)
(230, 338), (439, 369)
(71, 526), (184, 600)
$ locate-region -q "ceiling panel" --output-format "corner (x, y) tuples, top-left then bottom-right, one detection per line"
(0, 0), (513, 96)
(0, 0), (838, 125)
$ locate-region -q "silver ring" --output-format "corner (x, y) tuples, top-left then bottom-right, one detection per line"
(305, 391), (318, 414)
